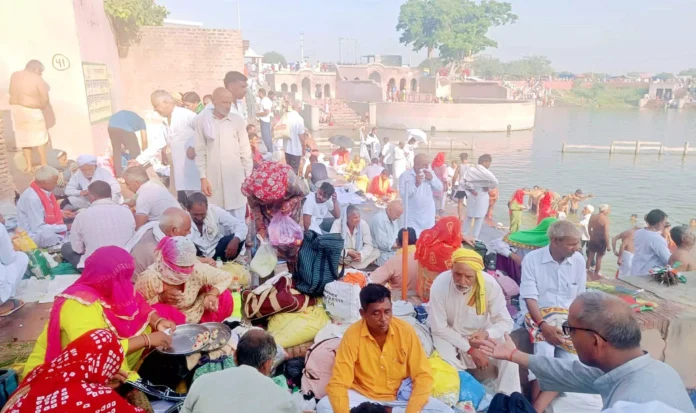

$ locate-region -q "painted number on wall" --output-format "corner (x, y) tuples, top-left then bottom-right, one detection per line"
(52, 54), (71, 71)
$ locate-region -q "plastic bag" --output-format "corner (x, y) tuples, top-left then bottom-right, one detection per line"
(458, 370), (485, 408)
(268, 212), (303, 248)
(267, 305), (330, 348)
(24, 250), (53, 280)
(429, 351), (460, 407)
(273, 114), (291, 140)
(250, 235), (278, 277)
(323, 281), (361, 324)
(12, 230), (36, 252)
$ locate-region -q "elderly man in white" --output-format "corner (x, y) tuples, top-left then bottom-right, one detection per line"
(186, 192), (248, 262)
(462, 154), (498, 239)
(520, 220), (587, 412)
(17, 166), (72, 247)
(429, 248), (521, 395)
(122, 165), (180, 230)
(398, 153), (442, 237)
(370, 200), (404, 265)
(63, 154), (121, 209)
(0, 217), (29, 316)
(330, 205), (379, 270)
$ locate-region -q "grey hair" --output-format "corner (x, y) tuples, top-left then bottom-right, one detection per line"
(575, 291), (641, 349)
(122, 165), (149, 184)
(547, 220), (581, 240)
(236, 330), (277, 370)
(346, 204), (361, 217)
(599, 204), (610, 213)
(671, 225), (695, 247)
(158, 208), (189, 231)
(34, 165), (59, 181)
(150, 89), (174, 104)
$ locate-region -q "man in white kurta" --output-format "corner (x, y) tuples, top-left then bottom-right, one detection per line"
(462, 154), (498, 239)
(428, 249), (521, 395)
(17, 166), (69, 247)
(195, 87), (253, 221)
(370, 201), (403, 265)
(398, 153), (442, 237)
(0, 220), (29, 315)
(329, 205), (379, 270)
(164, 105), (201, 199)
(64, 154), (121, 209)
(186, 192), (248, 261)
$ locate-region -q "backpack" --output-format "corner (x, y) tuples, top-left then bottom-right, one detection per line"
(488, 392), (536, 413)
(0, 369), (18, 410)
(301, 337), (341, 400)
(294, 231), (344, 297)
(488, 270), (520, 316)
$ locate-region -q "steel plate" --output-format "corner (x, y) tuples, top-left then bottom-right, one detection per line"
(157, 324), (211, 356)
(200, 322), (232, 352)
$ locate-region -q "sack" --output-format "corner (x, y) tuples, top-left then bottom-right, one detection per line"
(243, 273), (316, 320)
(399, 316), (433, 357)
(273, 114), (291, 140)
(488, 392), (536, 413)
(323, 281), (361, 324)
(0, 369), (18, 410)
(301, 337), (341, 400)
(24, 250), (52, 280)
(458, 371), (485, 408)
(294, 232), (344, 297)
(429, 351), (460, 407)
(268, 212), (304, 248)
(250, 235), (278, 277)
(268, 305), (330, 348)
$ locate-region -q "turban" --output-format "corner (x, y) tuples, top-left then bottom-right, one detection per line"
(76, 154), (97, 167)
(451, 248), (486, 315)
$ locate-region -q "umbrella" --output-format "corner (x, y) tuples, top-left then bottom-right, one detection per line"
(329, 135), (355, 149)
(406, 128), (427, 143)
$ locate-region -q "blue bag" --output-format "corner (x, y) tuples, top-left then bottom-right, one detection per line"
(0, 369), (19, 409)
(458, 370), (485, 408)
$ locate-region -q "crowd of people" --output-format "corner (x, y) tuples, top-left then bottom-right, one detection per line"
(2, 60), (695, 413)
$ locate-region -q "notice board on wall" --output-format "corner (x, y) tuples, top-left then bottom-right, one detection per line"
(82, 62), (112, 124)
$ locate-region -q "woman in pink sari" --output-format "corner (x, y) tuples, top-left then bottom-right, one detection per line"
(135, 236), (234, 325)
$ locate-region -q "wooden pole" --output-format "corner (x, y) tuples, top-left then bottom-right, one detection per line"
(401, 229), (409, 300)
(609, 142), (614, 155)
(684, 142), (690, 157)
(634, 141), (640, 156)
(562, 142), (566, 153)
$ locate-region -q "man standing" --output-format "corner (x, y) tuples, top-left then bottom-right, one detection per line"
(318, 284), (452, 413)
(302, 182), (340, 234)
(61, 181), (135, 270)
(63, 154), (121, 209)
(122, 165), (180, 229)
(520, 220), (586, 412)
(9, 60), (52, 172)
(612, 223), (640, 278)
(107, 110), (148, 176)
(17, 166), (71, 247)
(429, 249), (520, 395)
(587, 204), (611, 278)
(195, 87), (253, 221)
(284, 101), (306, 174)
(256, 88), (274, 151)
(450, 153), (469, 222)
(399, 153), (442, 237)
(186, 192), (248, 262)
(461, 154), (498, 239)
(364, 127), (381, 160)
(370, 200), (404, 265)
(380, 137), (395, 177)
(223, 71), (248, 121)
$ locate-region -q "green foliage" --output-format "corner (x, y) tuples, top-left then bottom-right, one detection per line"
(397, 0), (516, 62)
(105, 0), (168, 50)
(471, 55), (553, 78)
(678, 68), (696, 76)
(653, 72), (674, 80)
(554, 84), (648, 108)
(263, 51), (287, 65)
(418, 57), (444, 73)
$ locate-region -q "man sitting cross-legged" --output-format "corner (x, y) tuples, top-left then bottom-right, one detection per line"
(186, 192), (248, 262)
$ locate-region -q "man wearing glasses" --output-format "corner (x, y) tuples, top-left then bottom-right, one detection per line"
(478, 291), (694, 413)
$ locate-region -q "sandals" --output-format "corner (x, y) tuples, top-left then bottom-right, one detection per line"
(0, 299), (25, 317)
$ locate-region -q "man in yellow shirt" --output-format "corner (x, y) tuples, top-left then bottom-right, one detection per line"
(317, 284), (453, 413)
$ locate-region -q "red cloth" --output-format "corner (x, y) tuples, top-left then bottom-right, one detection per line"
(415, 216), (463, 272)
(151, 290), (234, 325)
(510, 189), (525, 208)
(241, 161), (292, 203)
(30, 181), (63, 225)
(332, 149), (350, 165)
(537, 191), (557, 225)
(431, 152), (445, 169)
(10, 329), (145, 413)
(46, 247), (153, 364)
(367, 176), (394, 197)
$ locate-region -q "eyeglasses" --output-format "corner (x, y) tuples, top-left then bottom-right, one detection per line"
(562, 321), (607, 341)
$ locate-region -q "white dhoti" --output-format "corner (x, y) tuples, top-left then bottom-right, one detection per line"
(67, 195), (91, 210)
(32, 228), (65, 248)
(0, 248), (30, 305)
(317, 389), (453, 413)
(343, 249), (380, 270)
(433, 335), (521, 395)
(10, 105), (49, 148)
(618, 250), (634, 278)
(463, 190), (489, 238)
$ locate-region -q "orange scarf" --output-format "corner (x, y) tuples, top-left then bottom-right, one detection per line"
(30, 181), (63, 225)
(368, 176), (392, 196)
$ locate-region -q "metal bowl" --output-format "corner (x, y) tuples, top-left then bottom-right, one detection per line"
(200, 322), (232, 352)
(157, 324), (211, 356)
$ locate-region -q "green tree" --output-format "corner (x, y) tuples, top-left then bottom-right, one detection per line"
(396, 0), (441, 58)
(653, 72), (674, 80)
(471, 56), (503, 78)
(418, 57), (445, 74)
(678, 68), (696, 76)
(263, 51), (287, 65)
(105, 0), (168, 53)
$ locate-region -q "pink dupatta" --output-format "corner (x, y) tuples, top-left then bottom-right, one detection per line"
(45, 246), (154, 363)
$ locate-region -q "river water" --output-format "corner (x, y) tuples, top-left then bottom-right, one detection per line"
(313, 107), (696, 274)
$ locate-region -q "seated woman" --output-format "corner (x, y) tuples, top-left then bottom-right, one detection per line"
(367, 168), (396, 201)
(23, 247), (175, 383)
(7, 329), (146, 413)
(329, 205), (380, 270)
(135, 236), (234, 325)
(331, 147), (350, 167)
(344, 154), (369, 192)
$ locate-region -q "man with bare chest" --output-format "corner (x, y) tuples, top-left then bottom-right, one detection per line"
(669, 226), (696, 272)
(587, 204), (611, 278)
(613, 225), (640, 278)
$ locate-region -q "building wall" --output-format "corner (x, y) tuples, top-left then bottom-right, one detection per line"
(336, 64), (422, 97)
(451, 82), (508, 99)
(336, 81), (383, 102)
(376, 100), (536, 132)
(119, 26), (244, 112)
(265, 71), (336, 99)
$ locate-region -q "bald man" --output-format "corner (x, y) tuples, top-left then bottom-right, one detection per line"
(398, 153), (442, 236)
(195, 87), (253, 220)
(370, 200), (404, 265)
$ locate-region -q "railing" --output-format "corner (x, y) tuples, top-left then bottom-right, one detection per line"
(561, 141), (693, 156)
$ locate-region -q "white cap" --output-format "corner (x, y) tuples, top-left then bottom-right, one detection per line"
(585, 204), (595, 214)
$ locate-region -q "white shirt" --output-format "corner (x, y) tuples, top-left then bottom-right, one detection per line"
(259, 96), (273, 123)
(302, 193), (334, 234)
(69, 199), (135, 268)
(630, 228), (671, 276)
(164, 106), (200, 191)
(520, 246), (587, 312)
(64, 166), (122, 203)
(579, 213), (591, 241)
(381, 142), (395, 164)
(284, 110), (305, 156)
(16, 187), (67, 242)
(230, 99), (248, 122)
(135, 181), (181, 222)
(363, 164), (383, 181)
(189, 205), (248, 258)
(329, 218), (375, 259)
(398, 169), (442, 237)
(370, 209), (401, 265)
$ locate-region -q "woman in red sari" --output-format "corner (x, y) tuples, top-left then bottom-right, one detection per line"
(4, 329), (145, 413)
(367, 168), (396, 201)
(537, 190), (557, 225)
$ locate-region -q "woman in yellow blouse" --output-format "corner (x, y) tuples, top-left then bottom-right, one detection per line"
(23, 246), (176, 381)
(344, 154), (369, 192)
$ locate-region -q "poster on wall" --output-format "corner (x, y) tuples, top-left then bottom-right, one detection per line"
(82, 62), (112, 124)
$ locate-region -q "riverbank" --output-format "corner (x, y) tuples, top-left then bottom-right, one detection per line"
(552, 84), (648, 108)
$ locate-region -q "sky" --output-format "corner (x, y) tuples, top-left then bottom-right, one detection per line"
(160, 0), (696, 75)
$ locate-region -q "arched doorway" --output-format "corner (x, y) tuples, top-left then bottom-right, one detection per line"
(369, 71), (381, 84)
(290, 83), (298, 94)
(301, 78), (311, 101)
(281, 83), (288, 92)
(315, 84), (323, 98)
(387, 78), (396, 94)
(324, 84), (331, 98)
(410, 78), (417, 92)
(399, 78), (407, 91)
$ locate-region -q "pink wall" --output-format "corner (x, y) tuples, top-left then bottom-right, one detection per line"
(336, 81), (383, 102)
